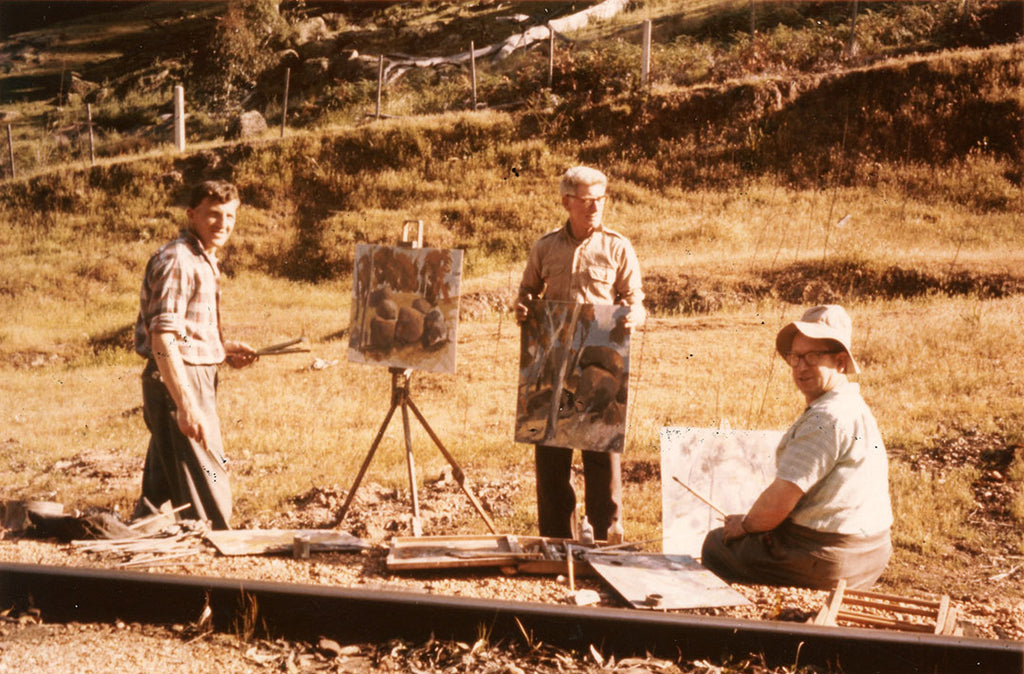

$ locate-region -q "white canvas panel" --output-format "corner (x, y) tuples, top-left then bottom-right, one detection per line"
(660, 427), (782, 556)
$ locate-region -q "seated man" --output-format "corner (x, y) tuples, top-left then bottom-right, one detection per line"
(701, 305), (893, 590)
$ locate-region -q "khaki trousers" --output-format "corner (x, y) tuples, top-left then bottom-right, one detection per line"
(701, 519), (891, 590)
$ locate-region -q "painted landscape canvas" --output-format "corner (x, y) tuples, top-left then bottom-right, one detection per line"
(348, 244), (463, 374)
(515, 300), (632, 453)
(660, 427), (782, 556)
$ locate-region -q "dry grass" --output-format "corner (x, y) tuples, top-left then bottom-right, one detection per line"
(2, 1), (1023, 598)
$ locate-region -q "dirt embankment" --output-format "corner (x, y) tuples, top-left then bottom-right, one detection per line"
(643, 262), (1024, 315)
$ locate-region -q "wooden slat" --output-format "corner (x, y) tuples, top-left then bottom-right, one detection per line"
(836, 610), (935, 633)
(841, 596), (940, 618)
(845, 589), (941, 608)
(813, 579), (846, 626)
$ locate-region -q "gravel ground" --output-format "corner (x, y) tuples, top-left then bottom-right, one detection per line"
(2, 475), (1022, 673)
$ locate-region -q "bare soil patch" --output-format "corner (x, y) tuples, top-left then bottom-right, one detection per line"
(643, 263), (1024, 315)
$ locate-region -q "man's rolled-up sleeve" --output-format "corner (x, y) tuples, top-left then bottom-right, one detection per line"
(145, 254), (191, 338)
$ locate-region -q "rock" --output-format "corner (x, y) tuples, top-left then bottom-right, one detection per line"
(369, 317), (396, 350)
(376, 299), (398, 320)
(293, 17), (328, 45)
(422, 308), (447, 347)
(227, 111), (268, 139)
(412, 298), (433, 314)
(317, 637), (343, 657)
(571, 589), (601, 606)
(395, 306), (424, 344)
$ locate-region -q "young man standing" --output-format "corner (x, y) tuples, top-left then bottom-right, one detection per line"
(133, 180), (257, 529)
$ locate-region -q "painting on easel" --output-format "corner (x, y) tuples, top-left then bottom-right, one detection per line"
(515, 300), (631, 453)
(348, 244), (463, 374)
(660, 427), (781, 556)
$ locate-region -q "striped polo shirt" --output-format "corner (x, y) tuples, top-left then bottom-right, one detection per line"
(134, 229), (225, 365)
(775, 382), (893, 536)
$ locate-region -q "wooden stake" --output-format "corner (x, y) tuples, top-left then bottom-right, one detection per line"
(470, 40), (477, 109)
(280, 67), (290, 138)
(6, 124), (15, 179)
(376, 55), (384, 120)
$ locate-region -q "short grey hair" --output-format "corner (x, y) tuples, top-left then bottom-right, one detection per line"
(559, 166), (607, 197)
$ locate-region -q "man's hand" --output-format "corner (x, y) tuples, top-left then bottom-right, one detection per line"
(722, 514), (750, 543)
(514, 302), (529, 324)
(224, 340), (258, 368)
(619, 301), (646, 332)
(174, 396), (208, 445)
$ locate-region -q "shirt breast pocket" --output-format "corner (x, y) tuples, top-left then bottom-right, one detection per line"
(586, 265), (616, 292)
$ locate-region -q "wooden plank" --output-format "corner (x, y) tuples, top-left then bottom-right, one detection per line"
(934, 595), (952, 634)
(388, 535), (546, 571)
(205, 529), (367, 556)
(845, 589), (941, 607)
(842, 596), (939, 618)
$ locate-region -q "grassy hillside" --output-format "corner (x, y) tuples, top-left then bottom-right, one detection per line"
(0, 1), (1022, 605)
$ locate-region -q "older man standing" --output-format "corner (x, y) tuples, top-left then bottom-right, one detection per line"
(515, 166), (645, 541)
(133, 180), (257, 530)
(701, 304), (893, 589)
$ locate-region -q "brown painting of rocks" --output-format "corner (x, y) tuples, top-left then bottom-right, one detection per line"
(348, 244), (463, 374)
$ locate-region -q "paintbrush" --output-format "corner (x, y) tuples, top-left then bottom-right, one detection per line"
(672, 476), (728, 518)
(257, 337), (310, 356)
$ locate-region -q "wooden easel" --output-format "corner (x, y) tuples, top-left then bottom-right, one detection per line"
(332, 221), (497, 536)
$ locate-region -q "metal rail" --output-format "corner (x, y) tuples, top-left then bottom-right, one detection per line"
(1, 562), (1021, 672)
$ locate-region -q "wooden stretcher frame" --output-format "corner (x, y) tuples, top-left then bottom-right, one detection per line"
(812, 579), (962, 635)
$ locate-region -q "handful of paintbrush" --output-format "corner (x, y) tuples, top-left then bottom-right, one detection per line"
(256, 337), (311, 357)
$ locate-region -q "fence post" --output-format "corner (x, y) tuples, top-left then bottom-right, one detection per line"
(844, 0), (859, 59)
(641, 19), (652, 86)
(548, 23), (555, 87)
(470, 40), (478, 109)
(87, 103), (96, 166)
(281, 67), (290, 138)
(6, 124), (14, 180)
(376, 55), (384, 120)
(173, 85), (185, 153)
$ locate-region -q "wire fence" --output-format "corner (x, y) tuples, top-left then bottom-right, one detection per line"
(2, 17), (660, 182)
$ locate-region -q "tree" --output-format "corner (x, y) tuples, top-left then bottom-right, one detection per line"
(203, 0), (288, 107)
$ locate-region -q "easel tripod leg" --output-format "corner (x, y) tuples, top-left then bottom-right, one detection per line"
(332, 402), (399, 527)
(401, 400), (423, 536)
(407, 397), (499, 534)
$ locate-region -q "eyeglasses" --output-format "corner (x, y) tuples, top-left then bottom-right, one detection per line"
(782, 350), (840, 367)
(568, 194), (606, 206)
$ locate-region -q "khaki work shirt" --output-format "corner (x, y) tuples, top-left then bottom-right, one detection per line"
(518, 224), (644, 309)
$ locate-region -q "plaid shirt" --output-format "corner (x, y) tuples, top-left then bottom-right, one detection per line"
(134, 229), (225, 365)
